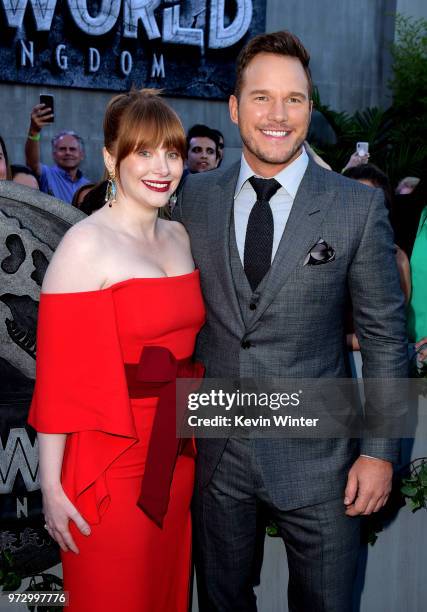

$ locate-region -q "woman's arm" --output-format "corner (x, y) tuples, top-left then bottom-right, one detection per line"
(34, 220), (112, 552)
(395, 245), (411, 304)
(38, 433), (91, 553)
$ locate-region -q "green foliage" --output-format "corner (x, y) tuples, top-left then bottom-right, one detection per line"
(311, 14), (427, 186)
(389, 14), (427, 175)
(265, 520), (279, 537)
(0, 549), (22, 592)
(390, 15), (427, 120)
(401, 459), (427, 513)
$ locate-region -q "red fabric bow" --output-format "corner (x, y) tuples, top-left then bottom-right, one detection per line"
(125, 346), (204, 528)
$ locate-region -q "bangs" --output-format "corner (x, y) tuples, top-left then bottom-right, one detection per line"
(115, 96), (186, 172)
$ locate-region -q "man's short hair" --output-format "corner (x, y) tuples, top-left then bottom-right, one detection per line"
(211, 128), (224, 150)
(186, 124), (220, 158)
(234, 30), (313, 100)
(51, 131), (85, 152)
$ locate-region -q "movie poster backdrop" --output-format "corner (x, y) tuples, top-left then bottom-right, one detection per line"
(0, 0), (267, 99)
(0, 183), (84, 595)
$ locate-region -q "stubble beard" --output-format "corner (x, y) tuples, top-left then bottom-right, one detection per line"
(240, 123), (309, 169)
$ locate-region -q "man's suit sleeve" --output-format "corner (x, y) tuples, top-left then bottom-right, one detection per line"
(348, 189), (408, 463)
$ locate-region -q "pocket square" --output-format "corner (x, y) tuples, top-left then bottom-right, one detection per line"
(303, 239), (336, 266)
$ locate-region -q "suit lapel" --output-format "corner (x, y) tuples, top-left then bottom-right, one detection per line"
(247, 160), (336, 328)
(207, 162), (245, 329)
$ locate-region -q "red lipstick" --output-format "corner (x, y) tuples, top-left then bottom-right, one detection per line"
(142, 180), (171, 193)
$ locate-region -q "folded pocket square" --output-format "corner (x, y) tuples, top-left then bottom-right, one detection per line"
(303, 239), (336, 266)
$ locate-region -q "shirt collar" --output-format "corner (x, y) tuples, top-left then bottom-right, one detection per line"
(54, 165), (83, 181)
(234, 147), (309, 200)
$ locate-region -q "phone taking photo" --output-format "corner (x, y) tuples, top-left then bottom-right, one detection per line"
(39, 94), (55, 123)
(356, 141), (369, 157)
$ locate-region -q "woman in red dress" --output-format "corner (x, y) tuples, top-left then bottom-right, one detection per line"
(28, 90), (205, 611)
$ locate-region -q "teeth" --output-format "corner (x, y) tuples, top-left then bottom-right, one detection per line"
(144, 181), (169, 188)
(262, 130), (289, 137)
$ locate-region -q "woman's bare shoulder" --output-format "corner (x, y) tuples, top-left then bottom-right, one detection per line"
(163, 219), (190, 245)
(41, 217), (111, 293)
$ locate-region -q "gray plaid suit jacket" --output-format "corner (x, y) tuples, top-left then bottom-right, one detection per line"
(174, 159), (408, 510)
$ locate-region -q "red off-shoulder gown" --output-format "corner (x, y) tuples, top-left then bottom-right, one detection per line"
(28, 271), (205, 612)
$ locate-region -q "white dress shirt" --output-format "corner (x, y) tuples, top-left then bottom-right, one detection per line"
(233, 148), (309, 264)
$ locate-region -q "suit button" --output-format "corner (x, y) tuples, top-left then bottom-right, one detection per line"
(249, 303), (257, 310)
(241, 340), (251, 349)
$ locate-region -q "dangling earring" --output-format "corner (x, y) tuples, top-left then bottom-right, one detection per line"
(106, 171), (117, 207)
(169, 193), (177, 209)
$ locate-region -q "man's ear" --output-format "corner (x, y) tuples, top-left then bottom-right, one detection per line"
(229, 95), (239, 126)
(103, 147), (116, 175)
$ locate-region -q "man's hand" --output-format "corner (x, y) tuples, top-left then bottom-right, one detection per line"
(29, 103), (53, 135)
(26, 104), (53, 176)
(344, 456), (393, 516)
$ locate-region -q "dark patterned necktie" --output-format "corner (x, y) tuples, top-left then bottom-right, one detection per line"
(244, 176), (281, 291)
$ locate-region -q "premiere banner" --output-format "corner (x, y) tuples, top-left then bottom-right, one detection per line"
(0, 0), (266, 98)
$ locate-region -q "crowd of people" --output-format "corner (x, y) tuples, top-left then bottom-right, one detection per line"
(0, 110), (225, 208)
(0, 26), (426, 612)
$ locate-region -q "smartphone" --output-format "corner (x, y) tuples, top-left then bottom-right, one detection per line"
(39, 94), (54, 123)
(356, 141), (369, 157)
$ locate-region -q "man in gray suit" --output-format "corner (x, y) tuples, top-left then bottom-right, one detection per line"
(174, 31), (407, 611)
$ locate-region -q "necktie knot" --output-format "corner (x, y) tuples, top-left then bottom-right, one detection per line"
(249, 176), (281, 202)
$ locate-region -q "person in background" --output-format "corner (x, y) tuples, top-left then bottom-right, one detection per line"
(407, 204), (427, 347)
(75, 181), (108, 216)
(392, 178), (427, 258)
(211, 128), (225, 166)
(185, 124), (220, 174)
(342, 148), (370, 173)
(71, 183), (96, 208)
(25, 103), (90, 203)
(343, 163), (394, 210)
(0, 135), (12, 180)
(11, 164), (39, 190)
(396, 176), (420, 195)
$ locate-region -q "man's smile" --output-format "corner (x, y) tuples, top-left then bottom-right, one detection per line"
(260, 129), (291, 138)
